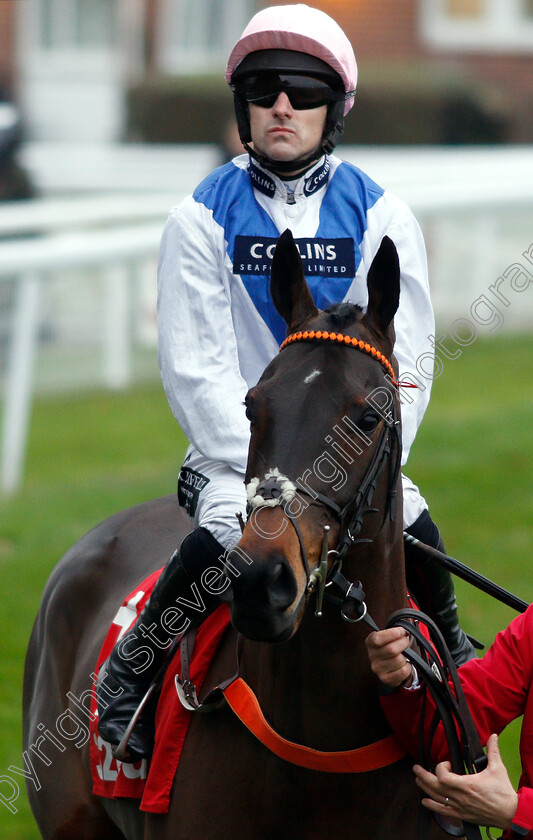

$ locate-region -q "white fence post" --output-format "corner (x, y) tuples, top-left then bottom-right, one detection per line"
(1, 272), (41, 495)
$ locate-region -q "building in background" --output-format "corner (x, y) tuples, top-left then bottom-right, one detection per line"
(0, 0), (254, 142)
(3, 0), (146, 142)
(0, 0), (531, 143)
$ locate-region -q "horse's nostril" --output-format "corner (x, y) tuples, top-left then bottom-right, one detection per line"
(267, 562), (283, 582)
(267, 559), (298, 609)
(225, 550), (298, 612)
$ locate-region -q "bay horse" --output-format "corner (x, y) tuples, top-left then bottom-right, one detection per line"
(23, 231), (450, 840)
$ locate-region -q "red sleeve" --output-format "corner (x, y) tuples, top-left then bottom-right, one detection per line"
(513, 787), (533, 833)
(380, 605), (533, 765)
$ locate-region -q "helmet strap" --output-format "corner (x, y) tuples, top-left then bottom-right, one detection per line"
(322, 100), (345, 154)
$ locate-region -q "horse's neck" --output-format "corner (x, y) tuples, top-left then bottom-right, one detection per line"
(239, 528), (406, 751)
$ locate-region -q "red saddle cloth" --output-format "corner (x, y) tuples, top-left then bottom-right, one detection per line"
(90, 577), (424, 813)
(90, 570), (231, 813)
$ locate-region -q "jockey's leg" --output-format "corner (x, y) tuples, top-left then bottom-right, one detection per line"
(96, 527), (226, 759)
(96, 452), (246, 761)
(402, 475), (477, 666)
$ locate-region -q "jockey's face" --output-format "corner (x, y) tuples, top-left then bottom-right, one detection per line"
(249, 92), (327, 175)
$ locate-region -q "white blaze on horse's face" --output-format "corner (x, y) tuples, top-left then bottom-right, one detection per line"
(304, 369), (322, 385)
(246, 467), (298, 510)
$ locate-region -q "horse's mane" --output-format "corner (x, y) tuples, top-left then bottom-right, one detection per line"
(324, 302), (364, 330)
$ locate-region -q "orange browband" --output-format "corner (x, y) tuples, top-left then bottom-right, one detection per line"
(280, 330), (396, 384)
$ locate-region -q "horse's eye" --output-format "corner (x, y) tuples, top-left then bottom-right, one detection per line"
(358, 411), (380, 433)
(244, 400), (254, 423)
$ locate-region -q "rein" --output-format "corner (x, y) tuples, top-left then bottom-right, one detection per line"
(386, 609), (488, 840)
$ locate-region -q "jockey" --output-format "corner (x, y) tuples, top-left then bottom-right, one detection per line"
(96, 3), (475, 761)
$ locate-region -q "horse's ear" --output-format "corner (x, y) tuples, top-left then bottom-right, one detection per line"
(365, 236), (400, 337)
(270, 229), (319, 332)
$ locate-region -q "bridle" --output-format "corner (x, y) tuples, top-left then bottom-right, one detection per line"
(247, 330), (403, 618)
(280, 328), (397, 382)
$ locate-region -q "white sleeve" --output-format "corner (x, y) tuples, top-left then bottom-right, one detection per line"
(383, 198), (435, 464)
(157, 198), (251, 474)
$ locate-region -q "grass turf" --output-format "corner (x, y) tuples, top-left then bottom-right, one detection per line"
(0, 333), (532, 837)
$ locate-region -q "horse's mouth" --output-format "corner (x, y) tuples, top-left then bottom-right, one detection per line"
(224, 582), (304, 643)
(229, 603), (299, 643)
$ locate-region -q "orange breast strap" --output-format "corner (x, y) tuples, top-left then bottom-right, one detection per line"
(223, 677), (407, 773)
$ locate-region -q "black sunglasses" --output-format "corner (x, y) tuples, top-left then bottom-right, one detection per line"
(233, 73), (344, 111)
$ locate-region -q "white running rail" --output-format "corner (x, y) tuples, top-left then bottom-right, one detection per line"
(1, 143), (532, 495)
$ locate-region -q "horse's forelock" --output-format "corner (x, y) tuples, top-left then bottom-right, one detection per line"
(323, 302), (363, 330)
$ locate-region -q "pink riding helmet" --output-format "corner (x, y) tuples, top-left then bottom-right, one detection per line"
(226, 4), (357, 117)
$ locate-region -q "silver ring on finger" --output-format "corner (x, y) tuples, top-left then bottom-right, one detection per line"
(444, 797), (449, 807)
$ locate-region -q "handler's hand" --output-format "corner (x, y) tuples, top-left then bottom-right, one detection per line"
(413, 734), (519, 830)
(365, 627), (413, 689)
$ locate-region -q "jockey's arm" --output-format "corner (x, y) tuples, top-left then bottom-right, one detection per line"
(158, 199), (251, 473)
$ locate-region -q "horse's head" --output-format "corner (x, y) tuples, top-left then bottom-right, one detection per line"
(225, 230), (402, 642)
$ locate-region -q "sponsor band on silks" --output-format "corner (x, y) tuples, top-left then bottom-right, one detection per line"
(234, 235), (355, 277)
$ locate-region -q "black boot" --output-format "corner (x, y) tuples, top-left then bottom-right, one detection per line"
(405, 510), (477, 666)
(96, 526), (225, 760)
